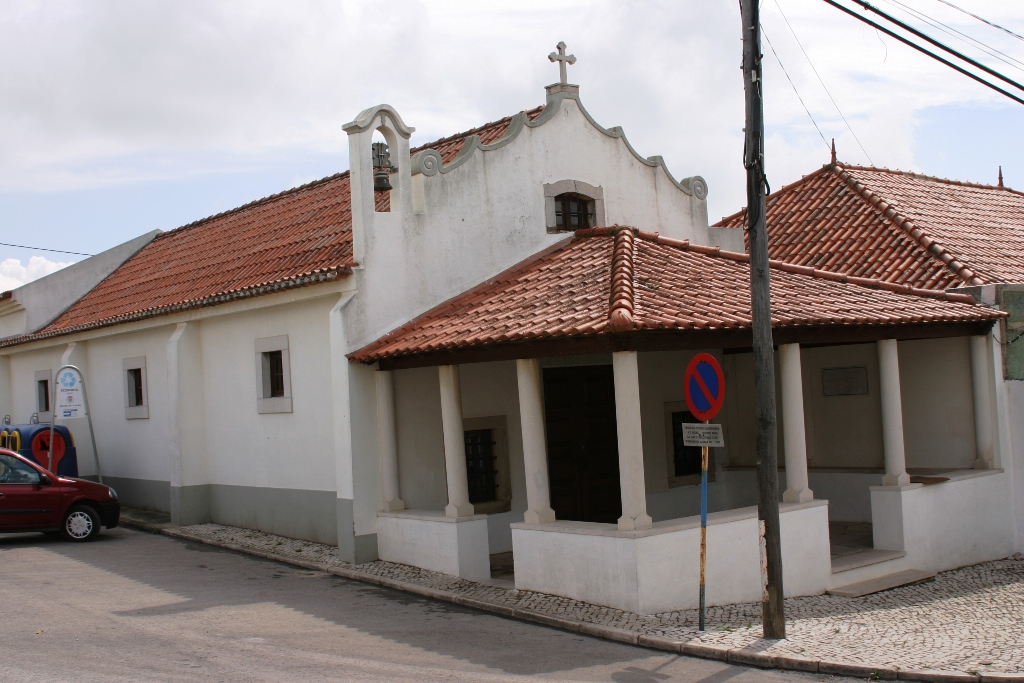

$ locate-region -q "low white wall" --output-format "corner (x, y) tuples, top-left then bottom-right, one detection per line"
(377, 510), (490, 581)
(512, 500), (830, 614)
(872, 469), (1015, 573)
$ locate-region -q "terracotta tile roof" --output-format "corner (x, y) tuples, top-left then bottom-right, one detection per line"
(714, 163), (1024, 289)
(0, 106), (547, 347)
(349, 227), (1003, 364)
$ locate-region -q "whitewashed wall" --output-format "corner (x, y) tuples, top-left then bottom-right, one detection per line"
(82, 327), (175, 487)
(198, 297), (337, 493)
(899, 337), (977, 469)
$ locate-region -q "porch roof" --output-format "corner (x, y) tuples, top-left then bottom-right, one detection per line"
(349, 227), (1005, 369)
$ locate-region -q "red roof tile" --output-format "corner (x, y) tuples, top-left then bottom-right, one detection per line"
(714, 163), (1024, 289)
(349, 227), (1003, 364)
(1, 106), (547, 347)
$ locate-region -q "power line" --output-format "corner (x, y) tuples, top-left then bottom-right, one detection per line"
(933, 0), (1024, 44)
(849, 0), (1024, 94)
(772, 0), (875, 165)
(822, 0), (1024, 106)
(0, 242), (92, 257)
(761, 25), (833, 152)
(883, 0), (1024, 74)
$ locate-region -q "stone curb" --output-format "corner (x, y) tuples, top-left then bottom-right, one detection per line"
(152, 526), (1024, 683)
(118, 515), (170, 535)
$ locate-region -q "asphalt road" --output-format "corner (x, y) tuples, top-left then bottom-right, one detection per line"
(0, 527), (854, 683)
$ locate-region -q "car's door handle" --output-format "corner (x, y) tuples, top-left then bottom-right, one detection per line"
(0, 493), (5, 498)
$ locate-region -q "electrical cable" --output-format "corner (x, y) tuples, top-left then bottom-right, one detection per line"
(0, 243), (92, 257)
(882, 0), (1024, 73)
(933, 0), (1024, 44)
(848, 0), (1024, 93)
(772, 0), (874, 164)
(822, 0), (1024, 106)
(761, 24), (833, 152)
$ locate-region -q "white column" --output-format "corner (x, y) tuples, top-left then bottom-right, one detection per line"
(612, 351), (652, 531)
(877, 339), (910, 486)
(780, 343), (813, 503)
(970, 335), (996, 469)
(439, 365), (473, 518)
(516, 359), (556, 524)
(376, 370), (405, 511)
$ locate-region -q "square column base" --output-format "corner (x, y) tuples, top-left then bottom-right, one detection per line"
(377, 509), (490, 581)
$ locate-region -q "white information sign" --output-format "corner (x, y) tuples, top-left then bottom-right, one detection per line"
(683, 423), (724, 448)
(55, 368), (86, 418)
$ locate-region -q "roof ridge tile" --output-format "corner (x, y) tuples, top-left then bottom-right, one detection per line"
(838, 162), (1021, 196)
(607, 228), (636, 331)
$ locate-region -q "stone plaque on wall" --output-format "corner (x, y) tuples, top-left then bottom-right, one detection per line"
(822, 366), (869, 396)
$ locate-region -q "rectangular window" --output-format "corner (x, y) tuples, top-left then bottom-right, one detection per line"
(255, 335), (292, 414)
(127, 368), (144, 407)
(464, 428), (497, 504)
(37, 379), (50, 413)
(262, 350), (285, 398)
(671, 410), (704, 478)
(123, 357), (149, 419)
(34, 370), (52, 421)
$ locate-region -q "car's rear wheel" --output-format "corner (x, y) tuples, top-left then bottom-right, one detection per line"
(63, 505), (100, 542)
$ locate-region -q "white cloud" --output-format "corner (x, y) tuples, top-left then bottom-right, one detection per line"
(0, 256), (73, 292)
(0, 0), (1021, 222)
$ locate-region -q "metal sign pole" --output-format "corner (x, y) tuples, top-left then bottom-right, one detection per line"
(47, 379), (57, 474)
(699, 424), (709, 631)
(49, 364), (103, 484)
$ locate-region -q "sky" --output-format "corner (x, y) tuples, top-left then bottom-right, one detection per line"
(1, 0), (1022, 288)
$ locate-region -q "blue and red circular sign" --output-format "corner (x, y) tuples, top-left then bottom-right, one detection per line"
(684, 353), (725, 422)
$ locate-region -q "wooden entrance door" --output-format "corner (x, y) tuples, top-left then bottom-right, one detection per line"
(542, 365), (621, 523)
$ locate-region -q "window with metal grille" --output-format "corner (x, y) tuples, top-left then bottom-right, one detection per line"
(553, 193), (594, 230)
(671, 410), (704, 477)
(126, 368), (144, 407)
(464, 428), (497, 504)
(262, 350), (285, 398)
(37, 379), (49, 413)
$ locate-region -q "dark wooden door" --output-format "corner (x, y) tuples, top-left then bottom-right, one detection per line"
(543, 365), (621, 523)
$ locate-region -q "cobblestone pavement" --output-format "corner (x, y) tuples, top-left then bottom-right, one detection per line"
(167, 520), (1024, 679)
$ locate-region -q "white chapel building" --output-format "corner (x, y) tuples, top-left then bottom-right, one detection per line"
(0, 48), (1020, 614)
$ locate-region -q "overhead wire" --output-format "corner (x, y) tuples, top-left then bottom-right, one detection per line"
(761, 24), (833, 153)
(848, 0), (1024, 93)
(932, 0), (1024, 44)
(821, 0), (1024, 106)
(772, 0), (875, 165)
(0, 242), (92, 257)
(881, 0), (1024, 74)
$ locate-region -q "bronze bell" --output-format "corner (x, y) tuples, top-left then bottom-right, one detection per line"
(372, 141), (393, 192)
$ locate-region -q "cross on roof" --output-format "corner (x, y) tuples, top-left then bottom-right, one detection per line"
(548, 41), (576, 85)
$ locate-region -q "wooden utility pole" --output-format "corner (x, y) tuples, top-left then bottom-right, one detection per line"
(739, 0), (786, 639)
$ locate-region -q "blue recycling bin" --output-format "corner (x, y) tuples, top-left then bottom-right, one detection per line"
(0, 424), (78, 477)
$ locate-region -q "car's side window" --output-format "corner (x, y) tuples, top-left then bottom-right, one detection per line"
(0, 453), (41, 484)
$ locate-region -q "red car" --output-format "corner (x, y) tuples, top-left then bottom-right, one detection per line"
(0, 448), (119, 541)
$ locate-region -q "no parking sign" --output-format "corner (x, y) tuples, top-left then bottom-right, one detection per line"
(683, 353), (725, 422)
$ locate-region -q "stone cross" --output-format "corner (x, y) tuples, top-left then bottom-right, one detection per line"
(548, 41), (576, 84)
